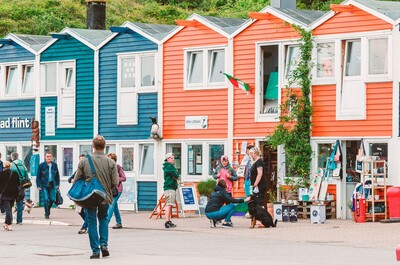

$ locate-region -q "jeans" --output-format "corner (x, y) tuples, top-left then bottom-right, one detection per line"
(244, 179), (251, 197)
(107, 192), (122, 225)
(78, 207), (88, 229)
(42, 182), (56, 217)
(87, 204), (109, 254)
(16, 200), (24, 223)
(1, 200), (14, 225)
(205, 204), (237, 223)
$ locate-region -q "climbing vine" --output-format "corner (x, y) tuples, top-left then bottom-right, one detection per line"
(268, 26), (313, 188)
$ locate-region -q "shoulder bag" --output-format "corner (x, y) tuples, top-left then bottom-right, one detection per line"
(67, 155), (106, 209)
(12, 162), (32, 189)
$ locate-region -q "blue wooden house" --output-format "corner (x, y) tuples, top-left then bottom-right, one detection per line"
(98, 22), (176, 211)
(38, 28), (113, 206)
(0, 33), (52, 203)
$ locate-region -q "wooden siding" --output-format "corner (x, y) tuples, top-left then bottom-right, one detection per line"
(137, 181), (157, 211)
(99, 32), (159, 140)
(0, 99), (35, 141)
(233, 18), (301, 138)
(162, 25), (229, 139)
(313, 7), (392, 35)
(40, 38), (94, 140)
(312, 82), (392, 137)
(0, 42), (34, 63)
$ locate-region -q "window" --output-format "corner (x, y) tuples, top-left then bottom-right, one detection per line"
(106, 144), (116, 155)
(22, 146), (32, 174)
(185, 47), (226, 89)
(317, 143), (334, 169)
(79, 145), (92, 156)
(369, 38), (388, 75)
(317, 42), (335, 78)
(140, 144), (154, 175)
(44, 145), (57, 162)
(6, 146), (17, 162)
(166, 143), (182, 174)
(22, 65), (34, 94)
(122, 147), (134, 172)
(209, 144), (224, 175)
(5, 66), (18, 96)
(188, 145), (202, 175)
(44, 63), (57, 93)
(285, 45), (301, 80)
(345, 40), (361, 77)
(369, 143), (388, 161)
(117, 53), (156, 125)
(63, 147), (73, 176)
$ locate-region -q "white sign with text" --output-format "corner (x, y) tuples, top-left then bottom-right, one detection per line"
(185, 116), (208, 129)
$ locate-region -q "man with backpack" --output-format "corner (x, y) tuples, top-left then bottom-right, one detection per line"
(10, 152), (30, 224)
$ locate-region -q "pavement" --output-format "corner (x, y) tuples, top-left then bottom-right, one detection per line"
(2, 206), (400, 252)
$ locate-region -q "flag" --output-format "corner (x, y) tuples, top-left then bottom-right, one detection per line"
(223, 73), (250, 93)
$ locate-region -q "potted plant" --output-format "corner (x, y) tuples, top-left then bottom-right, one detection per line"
(196, 179), (216, 214)
(266, 190), (277, 218)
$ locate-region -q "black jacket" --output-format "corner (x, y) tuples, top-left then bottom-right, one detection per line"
(0, 169), (20, 201)
(205, 186), (244, 213)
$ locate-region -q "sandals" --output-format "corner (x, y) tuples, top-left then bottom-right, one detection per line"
(3, 224), (12, 231)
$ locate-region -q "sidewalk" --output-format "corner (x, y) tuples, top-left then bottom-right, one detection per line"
(4, 206), (400, 250)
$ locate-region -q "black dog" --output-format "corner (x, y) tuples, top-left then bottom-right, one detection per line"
(248, 196), (277, 228)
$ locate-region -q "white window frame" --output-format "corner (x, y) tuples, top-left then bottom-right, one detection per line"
(255, 41), (284, 122)
(137, 143), (155, 180)
(0, 61), (35, 99)
(41, 62), (58, 96)
(22, 64), (35, 96)
(117, 51), (157, 125)
(284, 44), (301, 84)
(312, 41), (336, 84)
(366, 36), (392, 82)
(184, 45), (227, 90)
(180, 141), (227, 182)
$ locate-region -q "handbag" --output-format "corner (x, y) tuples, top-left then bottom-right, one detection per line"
(112, 186), (119, 197)
(55, 188), (64, 205)
(356, 139), (366, 174)
(67, 155), (106, 209)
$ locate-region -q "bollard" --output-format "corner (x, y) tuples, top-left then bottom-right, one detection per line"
(396, 245), (400, 261)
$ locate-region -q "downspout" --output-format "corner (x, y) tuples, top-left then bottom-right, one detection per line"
(93, 49), (99, 136)
(228, 37), (234, 162)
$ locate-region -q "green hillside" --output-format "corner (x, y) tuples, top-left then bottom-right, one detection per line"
(0, 0), (364, 37)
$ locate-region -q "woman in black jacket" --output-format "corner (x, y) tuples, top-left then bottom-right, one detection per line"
(0, 162), (21, 231)
(205, 180), (250, 228)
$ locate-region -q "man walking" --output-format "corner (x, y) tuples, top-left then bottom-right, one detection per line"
(73, 135), (118, 259)
(10, 152), (29, 224)
(36, 152), (60, 219)
(163, 153), (180, 228)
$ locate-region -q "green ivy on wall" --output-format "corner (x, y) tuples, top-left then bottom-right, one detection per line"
(268, 26), (313, 188)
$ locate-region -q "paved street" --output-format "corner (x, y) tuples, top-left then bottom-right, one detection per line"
(1, 207), (400, 265)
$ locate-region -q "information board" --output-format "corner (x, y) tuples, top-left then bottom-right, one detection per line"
(178, 184), (200, 217)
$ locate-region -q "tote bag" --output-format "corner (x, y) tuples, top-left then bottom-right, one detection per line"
(67, 155), (106, 208)
(356, 139), (366, 174)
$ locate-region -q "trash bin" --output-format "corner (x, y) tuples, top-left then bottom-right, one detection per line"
(387, 187), (400, 219)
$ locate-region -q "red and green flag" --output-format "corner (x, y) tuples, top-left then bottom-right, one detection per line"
(223, 73), (250, 94)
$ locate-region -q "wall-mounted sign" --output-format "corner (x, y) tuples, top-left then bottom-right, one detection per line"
(185, 116), (208, 129)
(45, 107), (55, 136)
(0, 117), (30, 129)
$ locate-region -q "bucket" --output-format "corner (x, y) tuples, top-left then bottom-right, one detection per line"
(302, 194), (310, 201)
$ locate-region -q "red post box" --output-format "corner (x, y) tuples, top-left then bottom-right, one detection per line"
(387, 187), (400, 219)
(355, 198), (366, 223)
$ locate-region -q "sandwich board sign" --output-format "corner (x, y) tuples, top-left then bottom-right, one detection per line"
(178, 184), (201, 217)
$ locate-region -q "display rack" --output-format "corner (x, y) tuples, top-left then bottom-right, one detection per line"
(361, 159), (387, 222)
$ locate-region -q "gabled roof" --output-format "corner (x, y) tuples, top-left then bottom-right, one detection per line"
(311, 0), (400, 30)
(231, 6), (327, 38)
(0, 33), (52, 55)
(123, 21), (177, 42)
(163, 13), (247, 42)
(64, 28), (113, 47)
(200, 15), (247, 35)
(40, 27), (114, 53)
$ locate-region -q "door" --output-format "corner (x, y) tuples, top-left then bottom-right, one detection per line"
(58, 62), (76, 127)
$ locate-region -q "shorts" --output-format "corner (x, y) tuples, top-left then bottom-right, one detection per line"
(164, 189), (177, 206)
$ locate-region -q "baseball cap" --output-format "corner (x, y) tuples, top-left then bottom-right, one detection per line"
(165, 153), (174, 161)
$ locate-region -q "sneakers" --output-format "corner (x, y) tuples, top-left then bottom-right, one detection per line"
(101, 245), (110, 257)
(112, 224), (123, 229)
(165, 221), (177, 228)
(78, 228), (87, 234)
(44, 215), (49, 219)
(222, 222), (233, 228)
(273, 219), (278, 227)
(90, 253), (100, 259)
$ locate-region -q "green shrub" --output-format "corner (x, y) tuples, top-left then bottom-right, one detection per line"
(197, 179), (216, 197)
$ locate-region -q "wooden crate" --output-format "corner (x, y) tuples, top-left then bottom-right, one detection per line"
(297, 201), (336, 219)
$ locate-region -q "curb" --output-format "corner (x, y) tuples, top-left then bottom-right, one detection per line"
(1, 217), (70, 226)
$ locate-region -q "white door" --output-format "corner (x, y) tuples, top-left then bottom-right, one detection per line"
(339, 40), (365, 120)
(58, 62), (76, 127)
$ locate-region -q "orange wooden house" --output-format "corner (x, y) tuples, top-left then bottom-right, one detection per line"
(308, 0), (400, 219)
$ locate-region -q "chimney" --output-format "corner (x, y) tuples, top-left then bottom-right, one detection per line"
(86, 0), (106, 30)
(270, 0), (296, 9)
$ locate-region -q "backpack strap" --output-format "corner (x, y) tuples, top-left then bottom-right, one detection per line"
(12, 161), (25, 180)
(86, 155), (96, 177)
